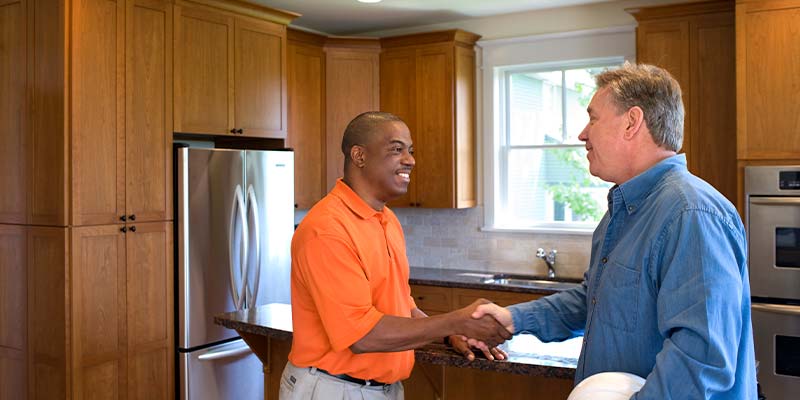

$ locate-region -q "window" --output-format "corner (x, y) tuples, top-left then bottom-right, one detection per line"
(492, 60), (621, 232)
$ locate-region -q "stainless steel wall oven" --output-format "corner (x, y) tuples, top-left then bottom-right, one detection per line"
(745, 166), (800, 399)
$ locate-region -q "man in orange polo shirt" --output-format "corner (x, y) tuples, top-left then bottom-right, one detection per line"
(281, 112), (511, 399)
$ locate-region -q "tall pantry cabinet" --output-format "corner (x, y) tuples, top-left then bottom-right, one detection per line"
(0, 0), (174, 398)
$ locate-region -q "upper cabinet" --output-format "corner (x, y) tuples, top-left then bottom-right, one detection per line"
(287, 29), (327, 209)
(736, 0), (800, 160)
(174, 0), (297, 138)
(381, 30), (480, 208)
(629, 0), (737, 205)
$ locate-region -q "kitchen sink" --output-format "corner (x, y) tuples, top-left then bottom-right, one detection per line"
(479, 273), (582, 290)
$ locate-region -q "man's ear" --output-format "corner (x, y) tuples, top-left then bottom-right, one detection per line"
(624, 106), (645, 140)
(350, 145), (366, 168)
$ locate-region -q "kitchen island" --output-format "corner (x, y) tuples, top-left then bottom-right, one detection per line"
(215, 268), (583, 399)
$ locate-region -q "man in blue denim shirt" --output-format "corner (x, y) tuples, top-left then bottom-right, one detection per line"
(474, 63), (757, 399)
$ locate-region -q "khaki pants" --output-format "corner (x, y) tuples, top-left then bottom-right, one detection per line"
(279, 361), (404, 400)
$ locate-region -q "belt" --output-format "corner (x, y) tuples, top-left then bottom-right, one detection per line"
(315, 368), (392, 388)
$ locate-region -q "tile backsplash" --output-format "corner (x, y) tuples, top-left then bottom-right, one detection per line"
(393, 206), (592, 279)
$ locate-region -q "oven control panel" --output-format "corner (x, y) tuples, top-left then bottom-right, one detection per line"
(779, 171), (800, 190)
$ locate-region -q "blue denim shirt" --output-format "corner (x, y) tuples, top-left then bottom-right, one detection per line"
(508, 154), (757, 399)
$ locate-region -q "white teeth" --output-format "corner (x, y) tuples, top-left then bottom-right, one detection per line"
(398, 173), (409, 178)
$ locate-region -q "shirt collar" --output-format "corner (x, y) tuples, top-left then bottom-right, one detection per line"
(611, 154), (687, 215)
(331, 178), (383, 220)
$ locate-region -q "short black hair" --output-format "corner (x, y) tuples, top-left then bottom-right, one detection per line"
(341, 111), (404, 161)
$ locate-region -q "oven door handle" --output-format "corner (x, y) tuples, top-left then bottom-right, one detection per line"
(749, 196), (800, 205)
(752, 303), (800, 316)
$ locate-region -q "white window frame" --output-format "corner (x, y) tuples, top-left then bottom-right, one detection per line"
(478, 26), (635, 235)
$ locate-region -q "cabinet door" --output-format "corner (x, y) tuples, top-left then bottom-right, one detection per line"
(381, 48), (417, 208)
(71, 225), (127, 400)
(126, 0), (172, 223)
(0, 0), (27, 224)
(737, 0), (800, 159)
(416, 44), (454, 208)
(636, 19), (690, 157)
(287, 42), (325, 209)
(234, 18), (286, 138)
(174, 5), (233, 135)
(126, 221), (173, 400)
(71, 0), (126, 226)
(0, 225), (26, 400)
(690, 12), (736, 203)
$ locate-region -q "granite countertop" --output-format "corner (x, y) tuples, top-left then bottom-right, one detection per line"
(409, 266), (583, 294)
(215, 303), (580, 380)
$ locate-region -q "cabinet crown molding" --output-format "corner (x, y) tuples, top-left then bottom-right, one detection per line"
(178, 0), (300, 25)
(380, 29), (481, 49)
(626, 0), (733, 21)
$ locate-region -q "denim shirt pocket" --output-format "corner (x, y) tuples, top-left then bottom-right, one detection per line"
(596, 261), (641, 332)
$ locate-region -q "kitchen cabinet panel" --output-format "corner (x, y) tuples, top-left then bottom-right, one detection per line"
(0, 225), (26, 400)
(0, 0), (27, 225)
(126, 0), (173, 223)
(629, 0), (737, 205)
(381, 30), (479, 209)
(325, 44), (380, 191)
(410, 284), (452, 315)
(736, 0), (800, 159)
(70, 0), (126, 226)
(287, 29), (326, 208)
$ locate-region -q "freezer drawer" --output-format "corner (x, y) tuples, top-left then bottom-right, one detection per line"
(179, 339), (264, 400)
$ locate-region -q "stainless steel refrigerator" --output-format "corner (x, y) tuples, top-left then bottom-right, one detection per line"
(176, 147), (293, 400)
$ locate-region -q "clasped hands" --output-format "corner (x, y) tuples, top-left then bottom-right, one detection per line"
(446, 299), (516, 362)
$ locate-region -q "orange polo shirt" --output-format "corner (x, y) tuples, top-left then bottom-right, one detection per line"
(288, 179), (417, 383)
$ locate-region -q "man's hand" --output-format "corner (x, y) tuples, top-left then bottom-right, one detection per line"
(471, 302), (515, 333)
(447, 335), (508, 361)
(452, 299), (512, 348)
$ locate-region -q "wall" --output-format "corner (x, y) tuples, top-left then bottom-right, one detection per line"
(393, 206), (592, 279)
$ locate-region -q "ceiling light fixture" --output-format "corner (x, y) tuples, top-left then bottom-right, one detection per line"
(357, 0), (382, 3)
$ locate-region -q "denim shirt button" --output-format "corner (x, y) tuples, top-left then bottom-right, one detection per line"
(601, 257), (608, 264)
(592, 297), (597, 305)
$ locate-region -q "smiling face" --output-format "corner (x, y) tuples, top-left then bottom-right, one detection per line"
(359, 120), (415, 204)
(578, 87), (631, 184)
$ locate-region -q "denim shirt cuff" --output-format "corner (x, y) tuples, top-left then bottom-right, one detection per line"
(508, 302), (539, 336)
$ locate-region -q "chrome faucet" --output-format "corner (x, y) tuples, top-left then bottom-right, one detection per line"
(536, 248), (557, 278)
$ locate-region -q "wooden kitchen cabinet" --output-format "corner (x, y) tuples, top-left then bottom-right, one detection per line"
(71, 0), (173, 226)
(736, 0), (800, 160)
(0, 225), (26, 400)
(381, 30), (479, 208)
(174, 0), (296, 138)
(287, 28), (327, 209)
(71, 222), (173, 400)
(629, 0), (737, 206)
(410, 284), (544, 314)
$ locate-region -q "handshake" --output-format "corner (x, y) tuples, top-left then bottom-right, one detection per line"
(445, 299), (516, 360)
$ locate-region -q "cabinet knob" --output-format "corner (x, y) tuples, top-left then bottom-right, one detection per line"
(120, 226), (127, 233)
(294, 203), (298, 209)
(120, 215), (127, 222)
(409, 202), (415, 207)
(415, 202), (421, 207)
(129, 214), (136, 221)
(236, 128), (244, 134)
(130, 226), (136, 232)
(230, 128), (237, 134)
(416, 296), (425, 300)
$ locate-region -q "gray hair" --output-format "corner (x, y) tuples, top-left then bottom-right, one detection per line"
(595, 62), (684, 152)
(341, 111), (404, 161)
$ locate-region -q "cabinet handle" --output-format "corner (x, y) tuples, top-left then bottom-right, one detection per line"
(130, 226), (136, 233)
(417, 296), (425, 300)
(120, 226), (127, 233)
(120, 215), (127, 222)
(236, 128), (244, 134)
(415, 202), (421, 207)
(409, 202), (415, 206)
(230, 128), (237, 134)
(294, 203), (298, 209)
(129, 214), (136, 221)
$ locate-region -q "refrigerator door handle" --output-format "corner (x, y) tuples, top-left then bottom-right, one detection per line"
(229, 185), (249, 311)
(197, 340), (253, 361)
(752, 302), (800, 316)
(246, 184), (262, 309)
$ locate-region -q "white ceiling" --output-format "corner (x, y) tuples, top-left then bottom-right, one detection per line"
(253, 0), (615, 36)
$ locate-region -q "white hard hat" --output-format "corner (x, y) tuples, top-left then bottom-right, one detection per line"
(567, 372), (646, 400)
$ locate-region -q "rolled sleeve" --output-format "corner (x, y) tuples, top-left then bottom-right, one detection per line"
(508, 285), (588, 341)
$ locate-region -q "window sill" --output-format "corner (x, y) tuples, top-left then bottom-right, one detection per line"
(480, 225), (595, 236)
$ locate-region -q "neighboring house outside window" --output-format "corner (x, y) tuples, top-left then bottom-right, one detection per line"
(479, 27), (634, 234)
